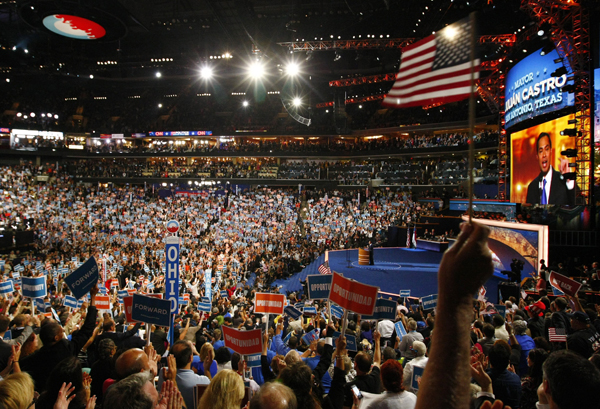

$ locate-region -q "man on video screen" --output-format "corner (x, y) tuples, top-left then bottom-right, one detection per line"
(526, 132), (575, 206)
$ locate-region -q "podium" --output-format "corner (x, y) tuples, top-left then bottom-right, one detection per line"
(358, 248), (371, 265)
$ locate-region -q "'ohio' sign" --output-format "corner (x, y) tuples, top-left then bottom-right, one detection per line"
(165, 236), (180, 314)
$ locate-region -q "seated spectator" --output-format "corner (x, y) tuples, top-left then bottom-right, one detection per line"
(519, 348), (548, 409)
(249, 382), (297, 409)
(359, 359), (417, 409)
(35, 356), (92, 409)
(89, 338), (116, 404)
(104, 372), (182, 409)
(512, 319), (535, 377)
(402, 340), (428, 393)
(0, 372), (36, 409)
(197, 369), (245, 409)
(486, 341), (521, 408)
(193, 342), (217, 378)
(343, 331), (381, 409)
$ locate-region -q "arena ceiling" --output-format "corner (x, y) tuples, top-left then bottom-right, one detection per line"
(0, 0), (533, 81)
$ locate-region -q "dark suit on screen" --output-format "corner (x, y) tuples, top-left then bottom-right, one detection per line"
(526, 168), (574, 206)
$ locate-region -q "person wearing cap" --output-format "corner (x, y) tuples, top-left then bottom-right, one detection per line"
(525, 301), (546, 339)
(567, 311), (600, 358)
(512, 319), (535, 377)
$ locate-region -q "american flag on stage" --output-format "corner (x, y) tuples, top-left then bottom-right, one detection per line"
(382, 16), (480, 108)
(548, 327), (567, 342)
(318, 261), (331, 275)
(406, 228), (411, 248)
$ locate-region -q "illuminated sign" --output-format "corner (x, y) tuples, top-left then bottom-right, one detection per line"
(42, 15), (106, 40)
(0, 128), (9, 134)
(504, 48), (574, 129)
(148, 131), (213, 136)
(131, 133), (147, 138)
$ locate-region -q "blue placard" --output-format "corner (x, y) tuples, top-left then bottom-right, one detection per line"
(165, 237), (180, 315)
(412, 366), (425, 390)
(245, 353), (261, 368)
(131, 293), (171, 326)
(220, 290), (228, 298)
(35, 298), (45, 312)
(332, 331), (357, 352)
(64, 295), (78, 309)
(306, 274), (332, 300)
(63, 257), (99, 300)
(3, 330), (11, 341)
(362, 298), (397, 320)
(178, 296), (189, 305)
(98, 287), (107, 295)
(494, 304), (507, 318)
(504, 48), (574, 129)
(303, 306), (317, 315)
(330, 304), (344, 319)
(294, 302), (305, 310)
(282, 330), (293, 345)
(395, 321), (407, 340)
(21, 276), (47, 298)
(421, 294), (438, 310)
(301, 329), (319, 345)
(284, 306), (302, 320)
(399, 290), (411, 297)
(0, 280), (14, 294)
(118, 290), (129, 299)
(197, 302), (212, 313)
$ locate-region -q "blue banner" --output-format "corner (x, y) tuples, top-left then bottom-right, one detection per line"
(245, 353), (261, 368)
(284, 306), (302, 320)
(395, 321), (407, 340)
(399, 290), (411, 297)
(303, 306), (317, 315)
(0, 281), (14, 294)
(330, 304), (344, 319)
(131, 294), (171, 327)
(362, 298), (397, 320)
(64, 295), (78, 309)
(204, 270), (212, 302)
(306, 274), (332, 300)
(197, 302), (212, 313)
(21, 276), (47, 298)
(332, 331), (357, 352)
(165, 236), (180, 315)
(63, 257), (99, 299)
(421, 294), (438, 310)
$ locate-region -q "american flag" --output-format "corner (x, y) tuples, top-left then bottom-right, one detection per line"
(382, 16), (480, 108)
(548, 327), (567, 342)
(318, 261), (331, 275)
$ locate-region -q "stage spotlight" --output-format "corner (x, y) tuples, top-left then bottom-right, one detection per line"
(540, 43), (554, 56)
(243, 101), (249, 107)
(200, 66), (213, 80)
(285, 62), (300, 76)
(292, 97), (302, 107)
(248, 61), (265, 79)
(334, 51), (341, 61)
(156, 71), (162, 78)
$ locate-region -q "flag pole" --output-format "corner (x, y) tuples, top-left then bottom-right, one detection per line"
(468, 11), (476, 223)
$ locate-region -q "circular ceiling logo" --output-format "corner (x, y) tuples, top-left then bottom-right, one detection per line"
(42, 14), (106, 40)
(166, 220), (180, 234)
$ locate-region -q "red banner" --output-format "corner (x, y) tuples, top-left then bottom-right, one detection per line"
(222, 326), (263, 355)
(549, 271), (582, 297)
(95, 295), (111, 310)
(254, 293), (286, 315)
(328, 272), (379, 315)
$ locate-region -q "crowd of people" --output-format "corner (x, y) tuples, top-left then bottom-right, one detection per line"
(0, 163), (598, 409)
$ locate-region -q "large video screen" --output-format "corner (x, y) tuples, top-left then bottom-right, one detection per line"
(510, 114), (578, 205)
(505, 48), (574, 129)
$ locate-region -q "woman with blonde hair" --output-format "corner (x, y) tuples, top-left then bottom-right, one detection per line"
(193, 342), (217, 378)
(0, 372), (36, 409)
(197, 369), (244, 409)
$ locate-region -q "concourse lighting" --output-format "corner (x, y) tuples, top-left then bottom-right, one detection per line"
(54, 114), (58, 119)
(200, 66), (213, 80)
(158, 104), (163, 108)
(242, 101), (249, 107)
(248, 61), (265, 79)
(155, 71), (162, 78)
(30, 112), (35, 117)
(285, 62), (300, 76)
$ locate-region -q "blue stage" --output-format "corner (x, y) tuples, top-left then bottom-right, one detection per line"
(267, 247), (509, 304)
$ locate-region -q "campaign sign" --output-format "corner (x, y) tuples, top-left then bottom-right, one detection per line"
(0, 281), (14, 294)
(3, 330), (11, 341)
(332, 331), (358, 352)
(295, 302), (305, 310)
(254, 293), (285, 315)
(399, 290), (411, 297)
(35, 298), (45, 312)
(123, 296), (139, 323)
(178, 296), (189, 305)
(284, 306), (302, 320)
(131, 293), (171, 327)
(220, 290), (228, 298)
(330, 304), (344, 319)
(245, 353), (261, 368)
(421, 294), (438, 310)
(328, 272), (378, 315)
(362, 298), (397, 321)
(95, 295), (111, 310)
(201, 296), (210, 304)
(302, 329), (319, 345)
(222, 326), (263, 355)
(552, 286), (565, 296)
(494, 305), (507, 318)
(166, 220), (180, 234)
(303, 306), (317, 316)
(64, 295), (78, 309)
(306, 274), (333, 300)
(548, 271), (581, 297)
(197, 302), (212, 313)
(165, 236), (180, 315)
(412, 366), (425, 391)
(63, 257), (99, 300)
(395, 321), (408, 340)
(21, 276), (47, 298)
(118, 290), (129, 300)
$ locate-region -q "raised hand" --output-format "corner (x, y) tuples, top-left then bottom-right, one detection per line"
(53, 382), (76, 409)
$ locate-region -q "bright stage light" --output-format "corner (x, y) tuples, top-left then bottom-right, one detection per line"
(248, 61), (265, 80)
(293, 97), (302, 107)
(286, 62), (300, 76)
(200, 66), (213, 80)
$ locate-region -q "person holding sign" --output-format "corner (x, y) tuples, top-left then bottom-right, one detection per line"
(414, 222), (494, 409)
(343, 330), (382, 409)
(20, 284), (100, 392)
